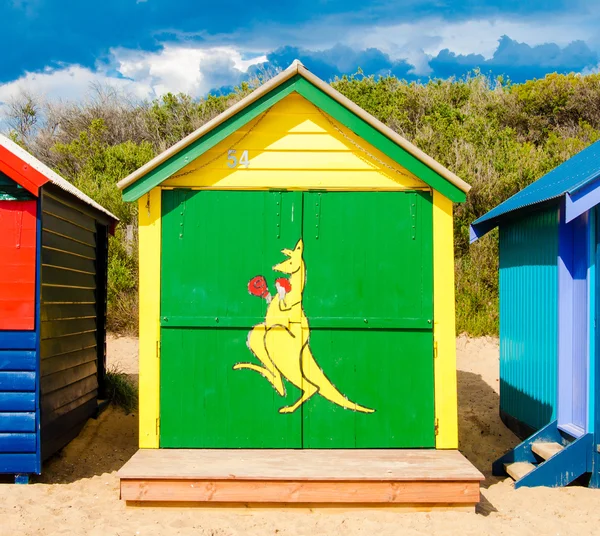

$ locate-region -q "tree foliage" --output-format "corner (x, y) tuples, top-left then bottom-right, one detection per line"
(5, 72), (600, 334)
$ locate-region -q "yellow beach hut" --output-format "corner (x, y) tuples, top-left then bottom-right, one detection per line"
(116, 60), (483, 507)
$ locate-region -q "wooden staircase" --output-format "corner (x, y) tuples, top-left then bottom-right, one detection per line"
(494, 421), (594, 488)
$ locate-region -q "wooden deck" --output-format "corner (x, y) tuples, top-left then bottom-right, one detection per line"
(118, 449), (484, 509)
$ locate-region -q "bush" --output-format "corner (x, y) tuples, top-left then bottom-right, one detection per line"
(104, 366), (138, 414)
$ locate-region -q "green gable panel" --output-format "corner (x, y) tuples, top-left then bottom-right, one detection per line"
(123, 75), (465, 203)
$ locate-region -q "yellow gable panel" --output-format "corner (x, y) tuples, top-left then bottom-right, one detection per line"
(163, 93), (428, 191)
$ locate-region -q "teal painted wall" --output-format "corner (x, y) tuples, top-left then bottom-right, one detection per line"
(499, 208), (559, 434)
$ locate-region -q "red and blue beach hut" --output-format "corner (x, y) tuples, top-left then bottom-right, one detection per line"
(471, 140), (600, 488)
(0, 135), (118, 482)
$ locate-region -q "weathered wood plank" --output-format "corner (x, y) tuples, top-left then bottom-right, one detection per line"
(41, 397), (97, 460)
(42, 266), (96, 289)
(41, 317), (96, 340)
(42, 230), (96, 259)
(0, 350), (36, 371)
(40, 376), (97, 414)
(0, 412), (36, 432)
(42, 247), (96, 274)
(40, 390), (97, 429)
(43, 194), (96, 232)
(40, 331), (96, 357)
(0, 392), (35, 411)
(43, 213), (96, 247)
(0, 331), (36, 351)
(118, 449), (485, 481)
(0, 433), (36, 453)
(41, 347), (97, 375)
(0, 453), (37, 473)
(40, 360), (97, 395)
(120, 479), (481, 504)
(42, 285), (96, 304)
(41, 303), (97, 321)
(0, 371), (36, 391)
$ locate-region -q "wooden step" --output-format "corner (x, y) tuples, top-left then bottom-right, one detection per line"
(532, 442), (564, 460)
(118, 449), (484, 508)
(504, 462), (536, 481)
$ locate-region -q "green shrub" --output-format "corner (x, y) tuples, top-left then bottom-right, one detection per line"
(104, 366), (138, 414)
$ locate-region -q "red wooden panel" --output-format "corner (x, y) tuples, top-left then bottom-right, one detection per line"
(0, 145), (48, 196)
(0, 200), (37, 330)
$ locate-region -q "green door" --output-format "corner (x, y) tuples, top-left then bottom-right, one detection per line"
(301, 192), (435, 447)
(160, 190), (434, 448)
(160, 190), (303, 447)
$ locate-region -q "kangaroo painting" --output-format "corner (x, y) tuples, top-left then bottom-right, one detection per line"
(234, 239), (375, 414)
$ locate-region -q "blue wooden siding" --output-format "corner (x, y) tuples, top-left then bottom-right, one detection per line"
(0, 333), (38, 474)
(499, 208), (559, 433)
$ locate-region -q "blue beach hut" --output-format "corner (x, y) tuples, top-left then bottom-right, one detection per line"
(471, 140), (600, 488)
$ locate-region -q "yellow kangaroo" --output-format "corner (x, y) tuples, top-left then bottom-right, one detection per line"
(234, 239), (374, 414)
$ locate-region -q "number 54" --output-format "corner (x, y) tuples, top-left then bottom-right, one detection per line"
(227, 149), (249, 168)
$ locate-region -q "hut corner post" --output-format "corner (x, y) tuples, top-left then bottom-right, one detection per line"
(138, 188), (162, 448)
(433, 191), (458, 449)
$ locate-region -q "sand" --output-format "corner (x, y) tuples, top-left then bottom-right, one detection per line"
(1, 334), (598, 535)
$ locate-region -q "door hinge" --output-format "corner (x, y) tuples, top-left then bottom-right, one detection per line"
(156, 417), (160, 436)
(410, 192), (417, 240)
(435, 418), (439, 435)
(156, 340), (160, 359)
(433, 340), (438, 358)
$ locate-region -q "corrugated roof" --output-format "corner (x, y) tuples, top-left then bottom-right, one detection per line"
(0, 134), (118, 222)
(117, 59), (471, 196)
(471, 139), (600, 240)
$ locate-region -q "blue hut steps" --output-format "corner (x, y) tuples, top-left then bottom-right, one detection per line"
(493, 421), (595, 488)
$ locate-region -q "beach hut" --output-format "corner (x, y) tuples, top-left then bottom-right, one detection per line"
(471, 139), (600, 488)
(0, 135), (118, 483)
(116, 60), (483, 507)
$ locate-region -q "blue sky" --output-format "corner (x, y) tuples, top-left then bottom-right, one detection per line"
(1, 0), (599, 108)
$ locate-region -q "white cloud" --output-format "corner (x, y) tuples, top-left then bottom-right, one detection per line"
(0, 46), (267, 117)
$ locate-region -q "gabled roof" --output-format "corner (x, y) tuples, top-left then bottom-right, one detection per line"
(0, 135), (119, 222)
(471, 140), (600, 241)
(117, 60), (471, 202)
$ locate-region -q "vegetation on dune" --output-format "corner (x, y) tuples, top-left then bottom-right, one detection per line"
(5, 73), (600, 335)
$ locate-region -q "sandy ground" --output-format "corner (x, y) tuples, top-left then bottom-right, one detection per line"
(1, 335), (599, 535)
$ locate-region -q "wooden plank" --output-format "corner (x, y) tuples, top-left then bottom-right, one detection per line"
(0, 433), (36, 453)
(0, 412), (35, 432)
(42, 213), (96, 247)
(0, 350), (36, 371)
(40, 360), (97, 395)
(42, 247), (96, 274)
(42, 230), (96, 259)
(41, 303), (96, 321)
(532, 442), (564, 460)
(505, 462), (536, 481)
(41, 397), (97, 460)
(42, 285), (96, 304)
(118, 449), (484, 482)
(0, 453), (37, 473)
(40, 376), (97, 414)
(433, 191), (458, 448)
(0, 331), (36, 351)
(43, 194), (96, 232)
(120, 479), (480, 504)
(138, 189), (161, 448)
(40, 331), (97, 358)
(41, 317), (96, 339)
(0, 392), (35, 411)
(41, 347), (97, 375)
(0, 371), (36, 391)
(40, 390), (97, 428)
(42, 266), (96, 289)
